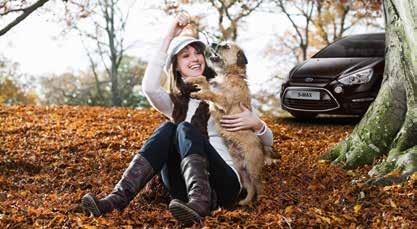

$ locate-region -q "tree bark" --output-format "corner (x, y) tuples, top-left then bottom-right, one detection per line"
(321, 0), (417, 185)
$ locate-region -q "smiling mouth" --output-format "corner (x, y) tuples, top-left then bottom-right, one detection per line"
(189, 64), (201, 70)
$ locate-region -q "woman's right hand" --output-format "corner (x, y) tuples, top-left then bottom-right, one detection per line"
(161, 12), (190, 53)
(167, 12), (191, 39)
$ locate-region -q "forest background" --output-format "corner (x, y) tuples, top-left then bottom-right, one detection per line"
(0, 0), (383, 113)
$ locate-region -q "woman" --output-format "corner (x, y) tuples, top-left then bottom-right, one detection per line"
(81, 13), (273, 226)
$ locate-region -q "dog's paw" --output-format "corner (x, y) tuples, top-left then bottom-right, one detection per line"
(191, 91), (212, 101)
(190, 92), (202, 99)
(184, 75), (205, 84)
(185, 76), (209, 89)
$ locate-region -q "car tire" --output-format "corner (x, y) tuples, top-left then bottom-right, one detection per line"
(289, 111), (318, 119)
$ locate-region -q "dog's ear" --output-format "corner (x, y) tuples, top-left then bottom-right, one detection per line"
(236, 50), (248, 66)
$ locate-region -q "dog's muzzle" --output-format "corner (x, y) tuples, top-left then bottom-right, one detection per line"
(209, 55), (221, 63)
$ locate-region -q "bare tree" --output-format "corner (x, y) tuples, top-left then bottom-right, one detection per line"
(66, 0), (134, 106)
(275, 0), (315, 62)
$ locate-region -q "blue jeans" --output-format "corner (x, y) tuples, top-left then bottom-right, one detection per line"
(138, 121), (241, 208)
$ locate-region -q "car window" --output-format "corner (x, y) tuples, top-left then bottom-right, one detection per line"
(313, 34), (385, 58)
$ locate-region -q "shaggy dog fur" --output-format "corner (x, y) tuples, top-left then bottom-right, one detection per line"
(184, 42), (266, 205)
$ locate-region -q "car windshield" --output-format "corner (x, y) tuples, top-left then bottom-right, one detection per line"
(313, 34), (385, 58)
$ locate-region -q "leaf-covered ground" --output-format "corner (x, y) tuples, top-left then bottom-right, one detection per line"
(0, 105), (416, 228)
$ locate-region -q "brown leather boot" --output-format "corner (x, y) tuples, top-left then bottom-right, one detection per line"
(169, 154), (213, 226)
(81, 193), (114, 216)
(81, 154), (155, 216)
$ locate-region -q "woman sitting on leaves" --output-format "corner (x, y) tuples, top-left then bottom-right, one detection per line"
(81, 13), (273, 226)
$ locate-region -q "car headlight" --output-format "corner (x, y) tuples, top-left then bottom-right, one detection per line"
(338, 68), (373, 85)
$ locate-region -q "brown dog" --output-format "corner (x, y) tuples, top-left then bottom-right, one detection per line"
(184, 42), (265, 205)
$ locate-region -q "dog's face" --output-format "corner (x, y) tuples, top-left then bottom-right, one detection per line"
(208, 42), (248, 72)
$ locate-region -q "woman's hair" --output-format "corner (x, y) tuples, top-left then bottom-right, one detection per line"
(168, 42), (216, 95)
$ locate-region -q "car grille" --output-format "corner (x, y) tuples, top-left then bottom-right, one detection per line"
(282, 87), (340, 112)
(284, 98), (338, 110)
(291, 77), (333, 84)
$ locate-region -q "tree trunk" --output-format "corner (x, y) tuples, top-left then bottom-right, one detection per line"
(105, 0), (121, 106)
(321, 0), (417, 185)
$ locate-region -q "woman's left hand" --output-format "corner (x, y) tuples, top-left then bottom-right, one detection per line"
(220, 103), (264, 132)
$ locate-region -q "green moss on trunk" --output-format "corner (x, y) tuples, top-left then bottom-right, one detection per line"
(320, 80), (406, 168)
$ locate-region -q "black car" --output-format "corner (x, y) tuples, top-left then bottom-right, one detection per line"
(280, 33), (385, 119)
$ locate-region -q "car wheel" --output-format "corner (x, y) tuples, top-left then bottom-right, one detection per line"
(289, 111), (318, 119)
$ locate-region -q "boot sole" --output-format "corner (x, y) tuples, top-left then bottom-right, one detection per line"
(169, 200), (201, 226)
(81, 195), (101, 217)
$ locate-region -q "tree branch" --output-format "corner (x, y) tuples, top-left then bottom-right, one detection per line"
(276, 0), (304, 49)
(0, 8), (25, 16)
(0, 0), (50, 36)
(79, 35), (105, 100)
(314, 0), (330, 45)
(235, 0), (263, 21)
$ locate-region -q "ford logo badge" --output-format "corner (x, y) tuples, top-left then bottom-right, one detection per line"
(305, 77), (314, 82)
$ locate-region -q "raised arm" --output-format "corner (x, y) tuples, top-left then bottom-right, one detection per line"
(142, 13), (190, 117)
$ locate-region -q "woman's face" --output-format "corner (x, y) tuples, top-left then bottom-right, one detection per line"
(175, 45), (205, 78)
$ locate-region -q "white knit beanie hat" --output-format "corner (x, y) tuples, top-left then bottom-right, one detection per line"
(164, 36), (206, 73)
